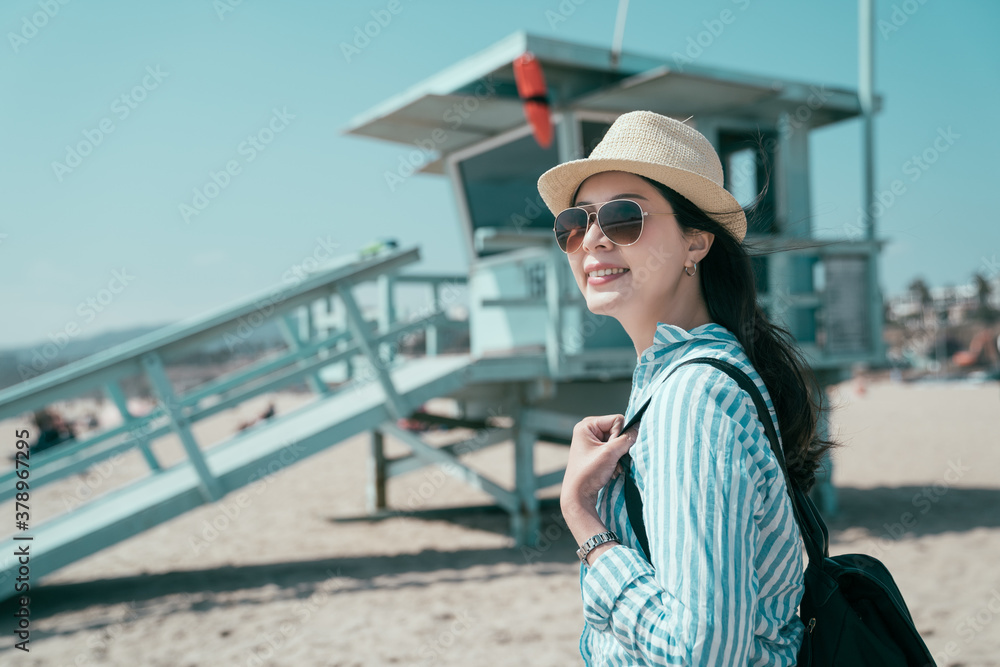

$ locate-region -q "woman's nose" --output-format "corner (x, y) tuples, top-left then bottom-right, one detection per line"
(581, 211), (611, 251)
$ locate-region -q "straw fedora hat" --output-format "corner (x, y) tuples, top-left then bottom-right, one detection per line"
(537, 110), (747, 242)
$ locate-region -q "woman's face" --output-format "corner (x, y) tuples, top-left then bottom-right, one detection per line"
(565, 170), (710, 334)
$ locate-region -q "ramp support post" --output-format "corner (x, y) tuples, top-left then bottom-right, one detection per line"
(810, 389), (838, 519)
(103, 380), (161, 472)
(545, 253), (565, 378)
(512, 410), (541, 548)
(378, 273), (397, 365)
(337, 284), (409, 420)
(367, 428), (387, 513)
(277, 313), (331, 396)
(426, 280), (441, 357)
(141, 352), (224, 502)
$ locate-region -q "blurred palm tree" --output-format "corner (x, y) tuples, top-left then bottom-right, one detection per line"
(908, 277), (932, 306)
(973, 273), (997, 323)
(908, 277), (933, 328)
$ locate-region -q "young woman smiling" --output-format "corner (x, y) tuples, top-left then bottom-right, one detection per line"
(537, 110), (831, 665)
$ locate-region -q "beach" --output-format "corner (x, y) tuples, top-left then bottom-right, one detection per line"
(1, 378), (998, 666)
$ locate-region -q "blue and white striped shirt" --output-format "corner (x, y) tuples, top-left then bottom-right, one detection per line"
(578, 321), (805, 666)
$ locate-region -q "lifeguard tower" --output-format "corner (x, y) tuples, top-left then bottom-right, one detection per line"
(0, 32), (882, 597)
(345, 31), (883, 514)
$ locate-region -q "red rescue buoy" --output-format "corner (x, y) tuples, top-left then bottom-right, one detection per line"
(513, 52), (553, 149)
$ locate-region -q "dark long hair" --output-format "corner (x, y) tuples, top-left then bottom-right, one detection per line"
(638, 175), (835, 492)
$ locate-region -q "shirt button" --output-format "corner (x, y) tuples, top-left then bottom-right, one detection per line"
(644, 351), (655, 362)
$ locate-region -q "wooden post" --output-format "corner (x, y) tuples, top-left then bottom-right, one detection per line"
(426, 280), (440, 357)
(546, 253), (564, 378)
(512, 401), (540, 547)
(367, 428), (387, 513)
(809, 382), (838, 519)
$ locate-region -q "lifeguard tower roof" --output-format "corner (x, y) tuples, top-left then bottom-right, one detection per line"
(344, 30), (873, 172)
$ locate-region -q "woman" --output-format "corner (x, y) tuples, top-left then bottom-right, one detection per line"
(536, 111), (831, 665)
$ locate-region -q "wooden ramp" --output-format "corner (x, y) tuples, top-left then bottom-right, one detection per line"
(0, 353), (476, 592)
(0, 248), (487, 600)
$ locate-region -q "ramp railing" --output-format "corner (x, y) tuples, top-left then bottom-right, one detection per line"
(0, 247), (466, 509)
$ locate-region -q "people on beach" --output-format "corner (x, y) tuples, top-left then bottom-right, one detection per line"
(30, 407), (77, 454)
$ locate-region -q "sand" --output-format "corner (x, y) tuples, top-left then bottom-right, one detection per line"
(1, 378), (998, 666)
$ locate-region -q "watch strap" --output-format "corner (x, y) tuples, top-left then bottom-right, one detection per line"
(576, 530), (620, 562)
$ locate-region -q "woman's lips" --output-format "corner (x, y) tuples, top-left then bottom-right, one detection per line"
(586, 268), (630, 285)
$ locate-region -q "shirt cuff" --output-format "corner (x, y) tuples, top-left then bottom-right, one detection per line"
(581, 543), (656, 629)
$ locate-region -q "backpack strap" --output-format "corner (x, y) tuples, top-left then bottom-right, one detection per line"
(620, 356), (828, 564)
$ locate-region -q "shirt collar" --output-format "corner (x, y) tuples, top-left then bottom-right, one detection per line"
(629, 321), (740, 406)
(638, 321), (737, 362)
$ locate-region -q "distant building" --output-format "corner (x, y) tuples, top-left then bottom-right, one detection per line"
(886, 275), (1000, 325)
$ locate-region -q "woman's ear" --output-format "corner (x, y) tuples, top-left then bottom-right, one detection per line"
(687, 230), (715, 263)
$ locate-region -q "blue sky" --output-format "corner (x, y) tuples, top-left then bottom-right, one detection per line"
(1, 0), (997, 348)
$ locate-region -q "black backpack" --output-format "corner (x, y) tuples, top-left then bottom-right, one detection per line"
(618, 356), (936, 666)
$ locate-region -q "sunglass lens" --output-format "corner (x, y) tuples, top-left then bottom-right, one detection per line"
(554, 208), (588, 253)
(598, 200), (643, 245)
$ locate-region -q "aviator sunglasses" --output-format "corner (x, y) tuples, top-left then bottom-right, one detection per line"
(554, 198), (670, 254)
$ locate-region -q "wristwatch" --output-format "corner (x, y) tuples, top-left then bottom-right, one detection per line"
(576, 530), (620, 563)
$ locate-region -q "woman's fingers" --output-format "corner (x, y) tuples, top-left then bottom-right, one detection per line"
(578, 414), (626, 440)
(606, 415), (624, 438)
(610, 424), (639, 455)
(563, 415), (641, 512)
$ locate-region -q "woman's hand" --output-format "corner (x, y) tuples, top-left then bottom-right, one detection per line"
(560, 414), (638, 523)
